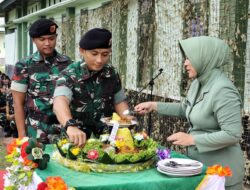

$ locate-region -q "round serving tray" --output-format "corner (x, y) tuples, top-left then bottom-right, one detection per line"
(52, 151), (155, 173)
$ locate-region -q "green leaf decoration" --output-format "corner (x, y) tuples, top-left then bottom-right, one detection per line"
(98, 152), (114, 164)
(27, 154), (34, 161)
(129, 153), (144, 163)
(28, 138), (36, 148)
(55, 132), (158, 165)
(56, 142), (67, 157)
(18, 172), (26, 180)
(68, 148), (77, 160)
(25, 146), (32, 154)
(41, 143), (45, 150)
(134, 140), (146, 148)
(43, 154), (50, 162)
(26, 170), (33, 177)
(5, 186), (15, 190)
(37, 159), (47, 170)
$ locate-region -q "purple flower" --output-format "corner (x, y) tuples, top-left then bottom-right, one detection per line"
(157, 148), (171, 160)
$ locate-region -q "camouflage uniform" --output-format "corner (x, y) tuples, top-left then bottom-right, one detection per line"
(0, 90), (18, 137)
(0, 89), (17, 137)
(11, 50), (71, 141)
(0, 91), (7, 128)
(54, 61), (126, 137)
(0, 91), (6, 111)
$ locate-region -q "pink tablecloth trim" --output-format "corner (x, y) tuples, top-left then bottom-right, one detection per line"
(0, 170), (6, 190)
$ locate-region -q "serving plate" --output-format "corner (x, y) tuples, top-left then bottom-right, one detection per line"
(157, 167), (202, 177)
(157, 158), (203, 172)
(100, 117), (137, 127)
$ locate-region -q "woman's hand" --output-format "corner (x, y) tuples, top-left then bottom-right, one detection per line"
(167, 132), (195, 146)
(134, 101), (157, 115)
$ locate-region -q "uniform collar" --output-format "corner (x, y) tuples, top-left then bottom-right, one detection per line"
(195, 69), (222, 103)
(31, 50), (58, 62)
(81, 62), (112, 80)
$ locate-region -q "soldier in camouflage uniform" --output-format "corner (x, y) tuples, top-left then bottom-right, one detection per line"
(4, 88), (18, 137)
(53, 28), (131, 146)
(0, 87), (7, 133)
(11, 18), (71, 143)
(0, 76), (17, 137)
(0, 73), (6, 130)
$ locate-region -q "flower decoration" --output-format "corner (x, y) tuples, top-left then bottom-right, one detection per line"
(37, 176), (75, 190)
(87, 150), (99, 160)
(70, 147), (81, 156)
(25, 138), (50, 170)
(206, 164), (232, 177)
(32, 147), (44, 159)
(4, 137), (50, 190)
(156, 148), (171, 160)
(20, 141), (29, 158)
(38, 182), (48, 190)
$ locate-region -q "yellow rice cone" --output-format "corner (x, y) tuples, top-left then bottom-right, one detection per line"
(116, 128), (134, 151)
(112, 112), (121, 121)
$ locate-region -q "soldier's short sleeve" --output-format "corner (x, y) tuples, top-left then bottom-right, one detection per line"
(113, 71), (126, 104)
(11, 60), (29, 93)
(114, 89), (126, 104)
(53, 63), (77, 101)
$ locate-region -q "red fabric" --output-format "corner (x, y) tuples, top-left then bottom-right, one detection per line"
(0, 170), (6, 190)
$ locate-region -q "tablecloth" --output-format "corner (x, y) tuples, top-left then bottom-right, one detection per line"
(35, 145), (207, 190)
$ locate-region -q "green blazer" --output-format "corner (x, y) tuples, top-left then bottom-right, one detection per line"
(157, 70), (245, 186)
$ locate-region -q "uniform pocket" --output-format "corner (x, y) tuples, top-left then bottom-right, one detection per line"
(29, 72), (52, 97)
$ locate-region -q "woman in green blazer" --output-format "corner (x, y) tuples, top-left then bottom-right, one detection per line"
(135, 36), (245, 190)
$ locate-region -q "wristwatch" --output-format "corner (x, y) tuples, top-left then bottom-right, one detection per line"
(64, 119), (81, 130)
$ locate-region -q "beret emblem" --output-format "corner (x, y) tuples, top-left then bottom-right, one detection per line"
(50, 25), (56, 33)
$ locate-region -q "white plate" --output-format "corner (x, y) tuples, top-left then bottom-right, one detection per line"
(157, 158), (203, 172)
(158, 166), (202, 174)
(157, 167), (202, 177)
(100, 117), (137, 127)
(157, 167), (202, 175)
(157, 163), (202, 172)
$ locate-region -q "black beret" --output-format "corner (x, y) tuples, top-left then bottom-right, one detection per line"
(79, 28), (112, 50)
(29, 18), (58, 38)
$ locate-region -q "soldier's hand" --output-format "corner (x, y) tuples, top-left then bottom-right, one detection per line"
(67, 127), (86, 147)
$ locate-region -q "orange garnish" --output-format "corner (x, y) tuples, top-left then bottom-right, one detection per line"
(206, 164), (232, 177)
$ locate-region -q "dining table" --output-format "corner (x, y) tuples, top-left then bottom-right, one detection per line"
(33, 145), (209, 190)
